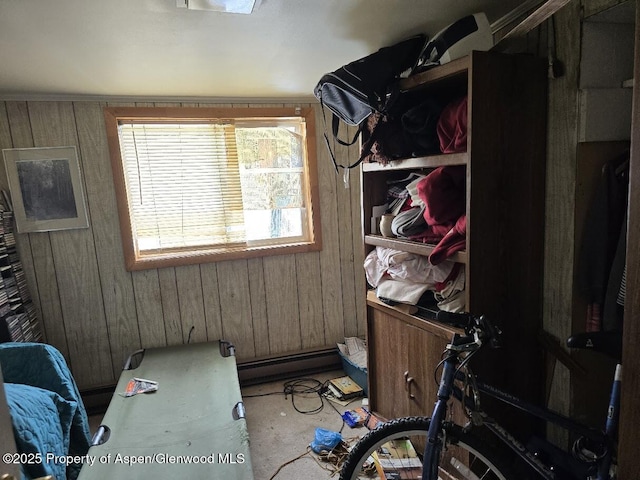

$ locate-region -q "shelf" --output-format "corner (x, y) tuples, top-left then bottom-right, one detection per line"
(398, 55), (470, 91)
(366, 290), (462, 340)
(364, 234), (467, 264)
(0, 208), (41, 343)
(362, 152), (468, 172)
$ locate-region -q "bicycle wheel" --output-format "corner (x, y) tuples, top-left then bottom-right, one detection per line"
(340, 416), (517, 480)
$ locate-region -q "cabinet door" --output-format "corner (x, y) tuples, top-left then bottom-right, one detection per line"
(368, 305), (454, 420)
(404, 323), (449, 418)
(368, 307), (411, 419)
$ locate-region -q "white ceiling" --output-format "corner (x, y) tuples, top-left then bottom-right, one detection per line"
(0, 0), (523, 100)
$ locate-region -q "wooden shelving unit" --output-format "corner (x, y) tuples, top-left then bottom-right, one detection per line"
(363, 50), (548, 437)
(0, 207), (41, 343)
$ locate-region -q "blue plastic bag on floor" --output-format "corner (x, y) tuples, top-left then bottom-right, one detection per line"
(309, 427), (342, 454)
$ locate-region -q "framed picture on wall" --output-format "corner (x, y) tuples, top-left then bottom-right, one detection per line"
(2, 146), (89, 233)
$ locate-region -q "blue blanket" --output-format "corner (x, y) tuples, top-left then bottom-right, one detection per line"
(0, 342), (91, 480)
(5, 383), (74, 480)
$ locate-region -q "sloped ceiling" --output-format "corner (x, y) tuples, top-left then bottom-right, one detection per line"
(0, 0), (522, 99)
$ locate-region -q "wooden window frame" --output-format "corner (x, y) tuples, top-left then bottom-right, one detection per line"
(104, 106), (322, 271)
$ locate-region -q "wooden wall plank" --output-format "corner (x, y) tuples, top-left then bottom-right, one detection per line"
(349, 134), (367, 339)
(28, 235), (67, 350)
(73, 101), (142, 373)
(131, 269), (167, 348)
(247, 257), (270, 357)
(216, 260), (256, 358)
(263, 254), (301, 354)
(336, 122), (366, 337)
(28, 102), (114, 387)
(294, 252), (325, 349)
(157, 267), (184, 344)
(175, 264), (207, 344)
(4, 101), (70, 360)
(543, 0), (581, 446)
(201, 263), (223, 344)
(314, 104), (346, 347)
(334, 122), (359, 340)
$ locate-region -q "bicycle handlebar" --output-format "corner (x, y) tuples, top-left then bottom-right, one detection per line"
(436, 310), (502, 349)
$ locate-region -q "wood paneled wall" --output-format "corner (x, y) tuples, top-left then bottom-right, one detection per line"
(0, 100), (367, 390)
(542, 0), (582, 446)
(618, 1), (640, 477)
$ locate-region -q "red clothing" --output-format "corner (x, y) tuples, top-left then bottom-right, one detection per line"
(437, 96), (468, 153)
(417, 165), (466, 226)
(429, 215), (467, 265)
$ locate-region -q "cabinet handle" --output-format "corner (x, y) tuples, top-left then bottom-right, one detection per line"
(404, 371), (415, 399)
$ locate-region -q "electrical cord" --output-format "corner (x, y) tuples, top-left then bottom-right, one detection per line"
(282, 378), (326, 415)
(281, 377), (361, 425)
(245, 376), (365, 478)
(187, 325), (195, 344)
(243, 377), (353, 420)
(244, 375), (372, 439)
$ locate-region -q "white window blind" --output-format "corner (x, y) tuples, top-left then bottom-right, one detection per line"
(105, 106), (320, 270)
(118, 122), (246, 253)
(116, 115), (312, 258)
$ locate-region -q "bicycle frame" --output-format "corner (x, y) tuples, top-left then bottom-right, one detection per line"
(422, 346), (620, 480)
(472, 379), (610, 479)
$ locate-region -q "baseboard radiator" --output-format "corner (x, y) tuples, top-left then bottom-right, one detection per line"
(237, 347), (342, 386)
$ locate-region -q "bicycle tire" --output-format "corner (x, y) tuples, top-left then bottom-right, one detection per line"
(339, 416), (517, 480)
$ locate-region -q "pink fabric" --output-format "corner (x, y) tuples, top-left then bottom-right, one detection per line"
(429, 215), (467, 265)
(437, 96), (468, 153)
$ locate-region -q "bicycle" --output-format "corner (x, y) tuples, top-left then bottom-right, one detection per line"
(339, 311), (622, 480)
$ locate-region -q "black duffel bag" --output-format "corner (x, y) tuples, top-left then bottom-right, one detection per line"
(314, 34), (427, 171)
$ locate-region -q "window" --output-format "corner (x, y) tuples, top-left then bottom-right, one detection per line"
(104, 107), (321, 271)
